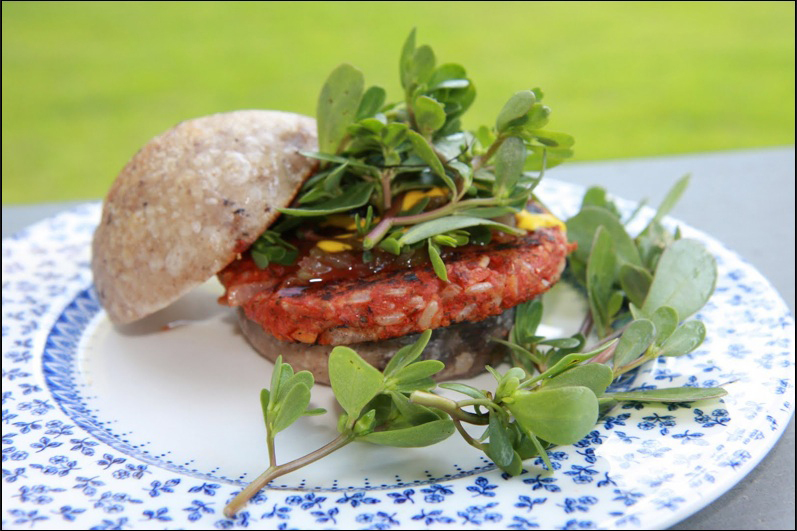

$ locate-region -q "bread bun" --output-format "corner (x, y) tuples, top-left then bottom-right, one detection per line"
(92, 110), (317, 324)
(236, 307), (512, 384)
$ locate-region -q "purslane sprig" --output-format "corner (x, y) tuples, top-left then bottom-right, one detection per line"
(224, 330), (454, 517)
(267, 29), (574, 281)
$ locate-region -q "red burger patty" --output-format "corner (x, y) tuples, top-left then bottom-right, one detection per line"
(218, 225), (575, 345)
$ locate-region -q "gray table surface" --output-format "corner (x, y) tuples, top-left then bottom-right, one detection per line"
(3, 147), (794, 530)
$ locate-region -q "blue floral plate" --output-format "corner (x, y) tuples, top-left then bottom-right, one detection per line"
(2, 179), (794, 530)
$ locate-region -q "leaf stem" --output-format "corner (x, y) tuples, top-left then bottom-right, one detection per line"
(223, 432), (354, 518)
(578, 312), (594, 338)
(380, 169), (395, 211)
(585, 340), (618, 366)
(409, 391), (488, 425)
(266, 434), (277, 468)
(473, 134), (507, 171)
(613, 351), (657, 378)
(452, 417), (485, 451)
(362, 196), (510, 248)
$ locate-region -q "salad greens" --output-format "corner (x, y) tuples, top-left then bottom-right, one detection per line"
(256, 28), (573, 281)
(223, 30), (725, 518)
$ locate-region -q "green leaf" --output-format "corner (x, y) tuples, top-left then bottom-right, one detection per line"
(382, 122), (409, 148)
(566, 206), (642, 268)
(537, 337), (583, 348)
(438, 382), (487, 400)
(586, 227), (617, 337)
(356, 86), (386, 120)
(428, 239), (448, 281)
(276, 370), (315, 404)
(414, 95), (447, 137)
(459, 206), (517, 219)
(641, 239), (717, 319)
(635, 220), (673, 272)
(653, 174), (690, 224)
(317, 63), (365, 154)
(542, 364), (614, 397)
(619, 263), (653, 308)
(598, 397), (618, 416)
(303, 407), (327, 416)
(399, 28), (417, 91)
(260, 388), (270, 428)
(428, 63), (467, 89)
(581, 187), (621, 218)
(388, 390), (441, 425)
(492, 338), (543, 367)
(607, 290), (625, 319)
(520, 341), (615, 389)
(650, 306), (679, 346)
(383, 329), (432, 377)
(508, 421), (542, 460)
(507, 386), (599, 445)
(512, 299), (543, 345)
(492, 449), (523, 476)
(531, 130), (575, 149)
(496, 376), (521, 402)
(358, 418), (455, 447)
(406, 130), (451, 186)
(393, 377), (438, 393)
(272, 383), (311, 433)
(269, 356), (290, 404)
(485, 413), (514, 467)
(496, 90), (536, 132)
(494, 137), (526, 198)
(321, 163), (349, 194)
(392, 359), (445, 384)
(659, 320), (706, 357)
(329, 346), (384, 419)
(412, 44), (436, 86)
(613, 319), (656, 369)
(378, 236), (402, 255)
(280, 182), (375, 216)
(398, 216), (522, 247)
(353, 409), (377, 436)
(608, 386), (727, 403)
(524, 103), (551, 129)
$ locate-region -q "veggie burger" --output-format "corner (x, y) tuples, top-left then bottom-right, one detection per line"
(92, 33), (576, 384)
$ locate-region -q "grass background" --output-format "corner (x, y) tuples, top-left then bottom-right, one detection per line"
(2, 1), (794, 204)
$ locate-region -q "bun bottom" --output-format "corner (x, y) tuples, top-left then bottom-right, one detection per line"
(237, 308), (513, 385)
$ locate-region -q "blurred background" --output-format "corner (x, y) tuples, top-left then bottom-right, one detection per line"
(2, 1), (794, 204)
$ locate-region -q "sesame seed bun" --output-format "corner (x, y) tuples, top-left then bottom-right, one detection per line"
(92, 110), (317, 324)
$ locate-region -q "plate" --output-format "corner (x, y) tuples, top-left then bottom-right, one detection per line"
(2, 179), (794, 530)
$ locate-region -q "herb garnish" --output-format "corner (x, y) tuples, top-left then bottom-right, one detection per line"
(223, 30), (726, 518)
(259, 28), (573, 281)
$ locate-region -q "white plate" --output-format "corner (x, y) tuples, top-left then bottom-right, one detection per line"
(2, 179), (794, 530)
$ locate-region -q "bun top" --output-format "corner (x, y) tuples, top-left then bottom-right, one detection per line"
(91, 110), (318, 324)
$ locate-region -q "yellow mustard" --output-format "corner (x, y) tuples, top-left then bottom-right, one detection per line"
(316, 240), (354, 252)
(401, 187), (448, 211)
(515, 210), (566, 232)
(323, 214), (380, 231)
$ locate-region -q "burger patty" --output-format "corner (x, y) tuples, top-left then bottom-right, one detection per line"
(218, 225), (574, 345)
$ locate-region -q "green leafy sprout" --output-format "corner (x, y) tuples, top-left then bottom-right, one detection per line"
(222, 30), (726, 518)
(255, 28), (574, 282)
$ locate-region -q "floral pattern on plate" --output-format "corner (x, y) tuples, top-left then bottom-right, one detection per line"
(2, 180), (794, 530)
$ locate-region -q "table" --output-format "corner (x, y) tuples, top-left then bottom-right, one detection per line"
(3, 147), (794, 530)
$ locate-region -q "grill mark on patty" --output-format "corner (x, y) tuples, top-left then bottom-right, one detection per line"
(218, 227), (574, 345)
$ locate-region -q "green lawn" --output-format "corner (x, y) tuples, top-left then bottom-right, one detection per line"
(2, 1), (794, 203)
